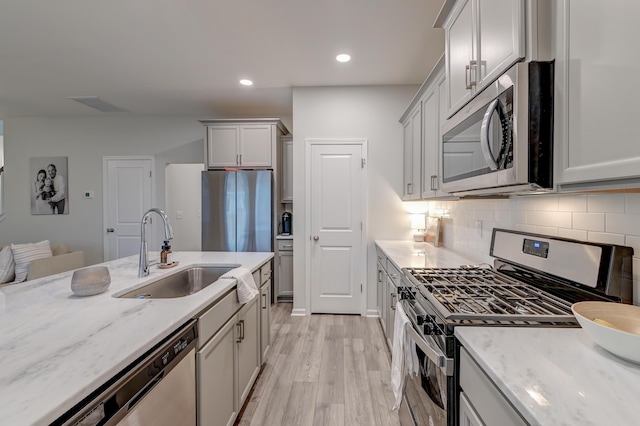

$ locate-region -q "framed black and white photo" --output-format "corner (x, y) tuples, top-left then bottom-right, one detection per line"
(30, 156), (69, 215)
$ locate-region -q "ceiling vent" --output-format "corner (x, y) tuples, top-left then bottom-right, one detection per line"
(67, 96), (127, 113)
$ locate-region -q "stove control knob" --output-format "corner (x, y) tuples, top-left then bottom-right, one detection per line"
(423, 323), (435, 334)
(416, 315), (426, 326)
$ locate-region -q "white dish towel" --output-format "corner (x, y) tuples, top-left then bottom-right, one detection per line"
(391, 302), (419, 410)
(221, 267), (259, 304)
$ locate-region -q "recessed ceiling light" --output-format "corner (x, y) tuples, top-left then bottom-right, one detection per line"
(336, 54), (351, 63)
(240, 79), (253, 86)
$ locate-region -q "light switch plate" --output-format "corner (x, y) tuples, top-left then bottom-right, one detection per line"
(83, 190), (94, 199)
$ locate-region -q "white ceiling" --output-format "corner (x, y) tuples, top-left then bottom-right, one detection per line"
(0, 0), (445, 118)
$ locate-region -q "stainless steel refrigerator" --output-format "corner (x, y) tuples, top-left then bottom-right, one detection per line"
(202, 170), (273, 252)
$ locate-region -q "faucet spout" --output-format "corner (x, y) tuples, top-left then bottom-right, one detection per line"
(139, 208), (174, 278)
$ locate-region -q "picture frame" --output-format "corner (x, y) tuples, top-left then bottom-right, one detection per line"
(30, 156), (69, 215)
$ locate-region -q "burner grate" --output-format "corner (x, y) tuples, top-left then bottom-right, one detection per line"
(405, 267), (575, 322)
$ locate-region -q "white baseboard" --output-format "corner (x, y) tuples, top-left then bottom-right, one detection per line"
(366, 308), (380, 317)
(290, 308), (307, 316)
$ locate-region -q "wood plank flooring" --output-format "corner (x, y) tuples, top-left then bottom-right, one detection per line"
(236, 303), (400, 426)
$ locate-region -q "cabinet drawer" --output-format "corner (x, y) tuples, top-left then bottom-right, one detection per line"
(260, 261), (272, 285)
(375, 246), (387, 270)
(198, 289), (241, 347)
(387, 262), (402, 286)
(277, 240), (293, 252)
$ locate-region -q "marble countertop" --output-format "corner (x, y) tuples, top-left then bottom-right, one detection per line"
(0, 251), (273, 426)
(375, 240), (477, 270)
(455, 327), (640, 426)
(275, 234), (293, 240)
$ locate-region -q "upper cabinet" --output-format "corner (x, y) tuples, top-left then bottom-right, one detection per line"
(440, 0), (525, 117)
(281, 135), (293, 203)
(200, 119), (288, 169)
(402, 104), (422, 200)
(400, 57), (457, 201)
(554, 0), (640, 191)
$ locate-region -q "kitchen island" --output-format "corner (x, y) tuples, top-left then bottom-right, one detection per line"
(456, 326), (640, 425)
(0, 251), (272, 426)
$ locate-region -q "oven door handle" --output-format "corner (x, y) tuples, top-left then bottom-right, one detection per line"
(406, 322), (454, 377)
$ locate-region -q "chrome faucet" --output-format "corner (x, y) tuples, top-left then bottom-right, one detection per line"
(139, 208), (174, 277)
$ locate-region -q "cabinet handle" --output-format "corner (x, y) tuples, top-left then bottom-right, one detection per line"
(236, 154), (240, 165)
(431, 175), (438, 191)
(378, 270), (382, 283)
(239, 154), (242, 165)
(262, 293), (267, 309)
(465, 60), (477, 90)
(390, 293), (397, 310)
(236, 322), (242, 343)
(240, 319), (245, 341)
(407, 183), (413, 195)
(282, 244), (293, 248)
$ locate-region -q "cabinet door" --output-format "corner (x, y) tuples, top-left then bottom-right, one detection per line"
(446, 0), (475, 117)
(403, 103), (422, 200)
(197, 318), (237, 426)
(239, 124), (272, 167)
(207, 126), (239, 168)
(260, 280), (271, 362)
(237, 297), (260, 406)
(376, 261), (384, 319)
(555, 0), (640, 188)
(476, 0), (524, 89)
(386, 275), (397, 348)
(278, 249), (294, 298)
(459, 392), (484, 426)
(421, 88), (439, 198)
(281, 138), (293, 202)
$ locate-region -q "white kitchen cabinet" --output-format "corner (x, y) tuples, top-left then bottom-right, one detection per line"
(237, 297), (260, 406)
(401, 57), (456, 200)
(385, 262), (401, 348)
(196, 259), (271, 426)
(440, 0), (525, 117)
(277, 239), (293, 301)
(254, 261), (272, 363)
(376, 249), (387, 337)
(281, 135), (293, 202)
(200, 119), (288, 169)
(402, 103), (422, 200)
(197, 318), (237, 426)
(554, 0), (640, 191)
(459, 347), (527, 426)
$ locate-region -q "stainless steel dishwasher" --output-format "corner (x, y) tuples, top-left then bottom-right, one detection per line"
(59, 321), (197, 426)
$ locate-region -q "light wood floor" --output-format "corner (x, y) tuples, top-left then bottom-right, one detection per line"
(236, 303), (400, 426)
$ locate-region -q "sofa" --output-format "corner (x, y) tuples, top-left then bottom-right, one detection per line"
(0, 243), (85, 286)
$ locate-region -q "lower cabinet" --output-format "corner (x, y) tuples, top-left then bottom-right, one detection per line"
(376, 246), (399, 349)
(376, 259), (387, 336)
(197, 318), (237, 426)
(459, 347), (527, 426)
(237, 298), (260, 405)
(277, 240), (293, 301)
(197, 260), (271, 426)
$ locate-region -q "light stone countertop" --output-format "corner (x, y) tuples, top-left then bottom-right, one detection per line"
(455, 327), (640, 426)
(0, 251), (273, 426)
(374, 240), (477, 270)
(275, 234), (293, 240)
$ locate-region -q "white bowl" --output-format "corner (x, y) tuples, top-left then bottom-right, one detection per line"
(71, 266), (111, 297)
(572, 301), (640, 364)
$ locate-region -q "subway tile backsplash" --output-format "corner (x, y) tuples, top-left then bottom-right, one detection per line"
(429, 193), (640, 304)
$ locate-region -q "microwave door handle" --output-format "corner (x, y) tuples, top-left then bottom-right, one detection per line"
(480, 98), (501, 171)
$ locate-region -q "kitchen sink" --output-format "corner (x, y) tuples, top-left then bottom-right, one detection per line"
(117, 265), (240, 299)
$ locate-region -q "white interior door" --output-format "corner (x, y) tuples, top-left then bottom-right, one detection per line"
(308, 141), (365, 314)
(103, 157), (153, 261)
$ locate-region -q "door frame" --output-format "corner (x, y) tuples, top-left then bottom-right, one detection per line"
(102, 156), (155, 262)
(304, 138), (368, 316)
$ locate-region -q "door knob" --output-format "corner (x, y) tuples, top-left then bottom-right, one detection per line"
(313, 235), (319, 241)
(106, 228), (115, 233)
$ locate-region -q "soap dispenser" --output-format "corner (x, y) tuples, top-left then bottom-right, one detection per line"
(160, 240), (172, 264)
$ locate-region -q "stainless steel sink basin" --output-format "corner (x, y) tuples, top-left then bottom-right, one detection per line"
(118, 265), (240, 299)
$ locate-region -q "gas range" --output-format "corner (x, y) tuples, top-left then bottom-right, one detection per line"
(396, 228), (633, 426)
(401, 228), (633, 338)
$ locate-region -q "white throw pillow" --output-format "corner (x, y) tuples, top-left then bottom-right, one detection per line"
(11, 240), (53, 283)
(0, 246), (15, 284)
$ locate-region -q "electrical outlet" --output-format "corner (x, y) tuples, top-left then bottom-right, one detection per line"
(176, 210), (184, 219)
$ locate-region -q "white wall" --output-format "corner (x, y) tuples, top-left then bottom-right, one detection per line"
(0, 116), (206, 265)
(292, 85), (418, 315)
(165, 163), (205, 251)
(421, 194), (640, 305)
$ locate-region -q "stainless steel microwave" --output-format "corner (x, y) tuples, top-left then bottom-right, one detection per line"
(441, 61), (554, 196)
